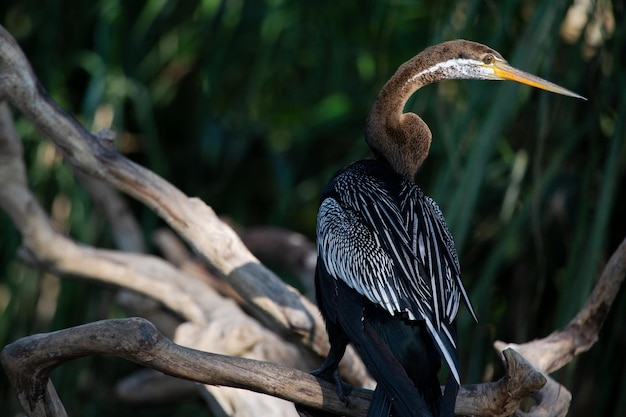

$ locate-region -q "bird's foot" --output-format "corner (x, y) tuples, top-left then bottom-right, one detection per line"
(311, 368), (353, 405)
(334, 375), (354, 406)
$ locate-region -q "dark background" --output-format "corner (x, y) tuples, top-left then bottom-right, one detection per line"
(1, 1), (624, 416)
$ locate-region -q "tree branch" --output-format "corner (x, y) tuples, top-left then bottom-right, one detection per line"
(1, 317), (547, 417)
(237, 226), (317, 295)
(493, 236), (626, 416)
(0, 23), (368, 387)
(0, 23), (323, 353)
(495, 235), (626, 373)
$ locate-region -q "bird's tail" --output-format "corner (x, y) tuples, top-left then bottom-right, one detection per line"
(357, 321), (436, 417)
(366, 386), (391, 417)
(440, 373), (458, 417)
(331, 277), (441, 417)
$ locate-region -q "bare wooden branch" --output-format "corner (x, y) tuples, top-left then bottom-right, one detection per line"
(73, 164), (146, 253)
(0, 23), (313, 343)
(150, 227), (369, 415)
(0, 98), (324, 416)
(516, 378), (572, 417)
(153, 228), (245, 303)
(0, 318), (367, 417)
(0, 23), (368, 387)
(455, 349), (546, 417)
(493, 236), (626, 416)
(1, 317), (547, 417)
(495, 235), (626, 373)
(238, 226), (317, 294)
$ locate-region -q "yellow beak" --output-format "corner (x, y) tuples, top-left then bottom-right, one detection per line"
(491, 61), (586, 100)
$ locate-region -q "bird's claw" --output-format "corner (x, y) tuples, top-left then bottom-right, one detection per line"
(310, 368), (353, 405)
(335, 379), (353, 406)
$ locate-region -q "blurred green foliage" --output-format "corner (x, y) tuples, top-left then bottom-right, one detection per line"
(1, 0), (625, 416)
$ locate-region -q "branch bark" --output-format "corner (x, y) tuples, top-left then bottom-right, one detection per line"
(1, 317), (546, 417)
(493, 236), (626, 416)
(0, 100), (331, 417)
(494, 235), (626, 373)
(0, 23), (323, 354)
(0, 22), (368, 387)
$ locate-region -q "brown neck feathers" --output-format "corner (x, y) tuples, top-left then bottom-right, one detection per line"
(364, 40), (490, 178)
(364, 51), (437, 179)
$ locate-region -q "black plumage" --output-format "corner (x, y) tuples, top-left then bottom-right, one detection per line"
(314, 159), (474, 417)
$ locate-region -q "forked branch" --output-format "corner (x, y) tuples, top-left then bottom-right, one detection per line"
(1, 317), (545, 417)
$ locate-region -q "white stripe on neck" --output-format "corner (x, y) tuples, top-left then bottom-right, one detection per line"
(407, 58), (489, 84)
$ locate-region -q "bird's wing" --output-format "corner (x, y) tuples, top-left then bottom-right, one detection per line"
(317, 174), (473, 382)
(402, 188), (477, 324)
(317, 195), (425, 319)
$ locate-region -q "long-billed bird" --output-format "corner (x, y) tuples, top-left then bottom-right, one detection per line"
(313, 40), (584, 417)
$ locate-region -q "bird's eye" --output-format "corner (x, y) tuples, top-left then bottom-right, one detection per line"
(483, 54), (495, 65)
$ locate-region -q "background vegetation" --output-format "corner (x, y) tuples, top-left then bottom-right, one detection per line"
(0, 0), (624, 415)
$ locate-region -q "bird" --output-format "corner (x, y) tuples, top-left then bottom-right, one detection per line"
(312, 39), (584, 417)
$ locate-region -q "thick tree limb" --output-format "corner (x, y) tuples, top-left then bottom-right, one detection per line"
(0, 318), (370, 417)
(493, 236), (626, 416)
(237, 226), (318, 295)
(0, 23), (367, 416)
(495, 235), (626, 373)
(1, 317), (546, 417)
(0, 99), (326, 417)
(0, 23), (323, 353)
(0, 23), (368, 387)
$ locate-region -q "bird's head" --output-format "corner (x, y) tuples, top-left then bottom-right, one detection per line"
(411, 39), (586, 99)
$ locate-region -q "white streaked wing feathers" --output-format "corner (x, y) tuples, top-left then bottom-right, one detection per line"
(316, 170), (475, 382)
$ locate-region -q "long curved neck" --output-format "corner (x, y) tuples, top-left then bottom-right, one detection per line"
(365, 52), (440, 179)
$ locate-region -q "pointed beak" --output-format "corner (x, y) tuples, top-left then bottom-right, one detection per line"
(491, 60), (586, 100)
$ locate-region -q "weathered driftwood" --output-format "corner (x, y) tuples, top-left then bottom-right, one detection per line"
(0, 23), (330, 361)
(0, 97), (333, 416)
(493, 234), (626, 417)
(1, 317), (547, 417)
(494, 235), (626, 373)
(0, 21), (368, 386)
(0, 38), (359, 417)
(0, 22), (624, 417)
